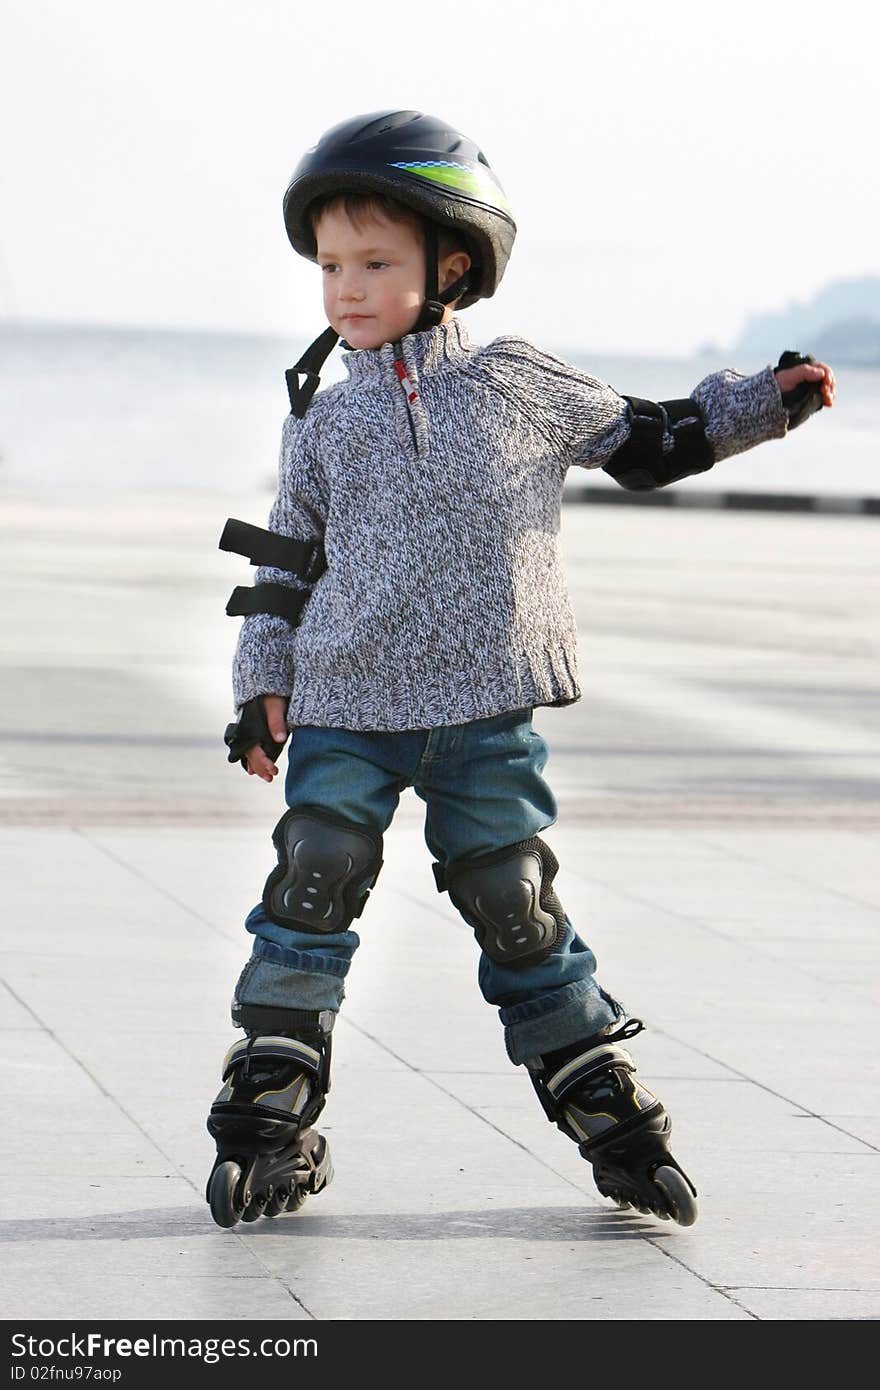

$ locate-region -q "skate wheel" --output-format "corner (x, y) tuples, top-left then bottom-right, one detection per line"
(240, 1193), (266, 1222)
(286, 1184), (307, 1213)
(264, 1187), (293, 1218)
(208, 1160), (245, 1229)
(653, 1166), (698, 1227)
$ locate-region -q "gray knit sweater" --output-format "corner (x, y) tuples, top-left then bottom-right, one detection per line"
(232, 318), (789, 731)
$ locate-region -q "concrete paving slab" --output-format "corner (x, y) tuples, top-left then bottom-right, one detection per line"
(239, 1227), (753, 1320)
(4, 1227), (266, 1282)
(0, 1176), (198, 1224)
(679, 1151), (879, 1292)
(729, 1288), (880, 1320)
(0, 954), (237, 1033)
(0, 829), (229, 961)
(692, 829), (880, 905)
(81, 825), (281, 943)
(342, 1007), (509, 1076)
(2, 1273), (311, 1322)
(0, 1130), (174, 1181)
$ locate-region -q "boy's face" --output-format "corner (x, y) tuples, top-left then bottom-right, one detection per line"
(314, 205), (426, 350)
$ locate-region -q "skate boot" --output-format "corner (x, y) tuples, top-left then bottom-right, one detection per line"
(527, 1019), (698, 1226)
(206, 1003), (334, 1229)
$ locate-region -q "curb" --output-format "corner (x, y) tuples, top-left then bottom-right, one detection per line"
(564, 486), (880, 515)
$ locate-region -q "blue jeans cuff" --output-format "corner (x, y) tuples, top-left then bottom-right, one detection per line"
(500, 980), (620, 1065)
(251, 935), (353, 978)
(235, 954), (347, 1013)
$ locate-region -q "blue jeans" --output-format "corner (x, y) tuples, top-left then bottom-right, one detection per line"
(234, 709), (620, 1064)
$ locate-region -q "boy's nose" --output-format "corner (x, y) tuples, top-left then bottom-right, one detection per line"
(339, 278), (366, 301)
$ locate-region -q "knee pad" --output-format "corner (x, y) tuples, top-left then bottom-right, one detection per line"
(263, 805), (384, 934)
(433, 836), (566, 968)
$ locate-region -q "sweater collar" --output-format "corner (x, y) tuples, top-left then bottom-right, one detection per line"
(341, 317), (474, 382)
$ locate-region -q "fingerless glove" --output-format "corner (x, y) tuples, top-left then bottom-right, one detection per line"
(777, 350), (824, 431)
(224, 696), (288, 771)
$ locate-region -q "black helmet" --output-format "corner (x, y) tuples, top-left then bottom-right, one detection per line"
(283, 109), (516, 309)
(282, 110), (515, 418)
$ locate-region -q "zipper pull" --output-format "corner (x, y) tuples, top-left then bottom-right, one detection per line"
(394, 358), (418, 405)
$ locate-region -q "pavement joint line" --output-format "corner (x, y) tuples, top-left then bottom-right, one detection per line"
(72, 824), (240, 945)
(562, 856), (880, 1008)
(646, 1247), (760, 1320)
(231, 1244), (317, 1322)
(2, 977), (321, 1314)
(342, 1018), (757, 1317)
(722, 1285), (875, 1292)
(690, 830), (880, 916)
(343, 1014), (613, 1201)
(652, 1025), (880, 1155)
(1, 975), (197, 1176)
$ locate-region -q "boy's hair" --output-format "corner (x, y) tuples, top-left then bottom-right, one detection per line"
(308, 191), (470, 263)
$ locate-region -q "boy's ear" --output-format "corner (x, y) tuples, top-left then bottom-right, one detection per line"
(440, 249), (472, 294)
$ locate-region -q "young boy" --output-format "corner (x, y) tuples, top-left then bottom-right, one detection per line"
(206, 110), (835, 1230)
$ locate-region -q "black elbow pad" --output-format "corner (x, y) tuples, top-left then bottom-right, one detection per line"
(603, 397), (715, 491)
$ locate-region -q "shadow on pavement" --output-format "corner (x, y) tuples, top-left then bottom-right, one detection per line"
(0, 1205), (677, 1243)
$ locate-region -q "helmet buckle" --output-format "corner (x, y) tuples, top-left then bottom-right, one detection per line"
(285, 366), (322, 419)
(421, 301), (445, 329)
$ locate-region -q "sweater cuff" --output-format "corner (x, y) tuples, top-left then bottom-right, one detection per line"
(692, 364), (788, 464)
(232, 615), (296, 712)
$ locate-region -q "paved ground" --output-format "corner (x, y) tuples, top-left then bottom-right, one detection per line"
(1, 489), (878, 1321)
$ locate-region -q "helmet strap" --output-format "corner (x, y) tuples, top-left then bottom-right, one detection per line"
(413, 219), (472, 333)
(285, 325), (339, 418)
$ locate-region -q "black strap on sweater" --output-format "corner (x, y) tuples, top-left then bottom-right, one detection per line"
(219, 517), (326, 582)
(285, 326), (341, 419)
(225, 583), (311, 623)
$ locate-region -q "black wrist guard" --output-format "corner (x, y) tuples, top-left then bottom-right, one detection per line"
(776, 350), (824, 430)
(224, 696), (288, 771)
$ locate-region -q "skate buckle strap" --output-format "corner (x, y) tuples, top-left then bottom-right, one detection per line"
(546, 1043), (636, 1104)
(221, 1035), (322, 1082)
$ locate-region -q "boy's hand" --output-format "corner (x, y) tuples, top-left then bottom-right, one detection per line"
(775, 355), (836, 409)
(244, 695), (289, 782)
(224, 694), (289, 781)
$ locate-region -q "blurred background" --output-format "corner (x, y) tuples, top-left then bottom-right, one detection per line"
(1, 0), (877, 497)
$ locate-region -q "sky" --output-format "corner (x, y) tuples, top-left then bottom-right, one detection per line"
(1, 0), (877, 356)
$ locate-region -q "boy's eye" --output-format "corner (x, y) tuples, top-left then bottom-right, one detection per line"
(321, 263), (338, 274)
(367, 261), (388, 270)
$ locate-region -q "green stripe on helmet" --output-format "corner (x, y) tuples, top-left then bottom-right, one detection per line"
(391, 161), (511, 212)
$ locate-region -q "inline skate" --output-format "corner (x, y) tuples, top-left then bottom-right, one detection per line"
(206, 1003), (334, 1229)
(527, 1019), (698, 1226)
